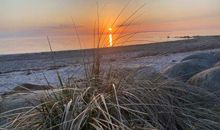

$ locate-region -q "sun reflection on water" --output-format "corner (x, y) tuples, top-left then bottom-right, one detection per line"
(108, 27), (113, 47)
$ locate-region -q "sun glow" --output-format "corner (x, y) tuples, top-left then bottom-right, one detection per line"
(108, 27), (113, 47)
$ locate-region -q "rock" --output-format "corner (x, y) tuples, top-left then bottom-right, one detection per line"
(188, 66), (220, 92)
(181, 52), (218, 64)
(0, 91), (47, 127)
(162, 51), (220, 82)
(162, 59), (213, 82)
(0, 89), (60, 125)
(108, 66), (163, 85)
(0, 89), (59, 113)
(214, 61), (220, 66)
(13, 83), (53, 92)
(133, 67), (160, 80)
(212, 50), (220, 60)
(0, 93), (37, 113)
(172, 60), (177, 62)
(26, 70), (32, 75)
(0, 95), (2, 102)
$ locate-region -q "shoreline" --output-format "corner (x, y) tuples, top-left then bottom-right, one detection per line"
(0, 35), (219, 57)
(1, 35), (220, 93)
(0, 35), (220, 61)
(0, 36), (192, 56)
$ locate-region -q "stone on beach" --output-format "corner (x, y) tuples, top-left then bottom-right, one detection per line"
(188, 66), (220, 92)
(162, 51), (220, 82)
(0, 91), (42, 113)
(133, 67), (161, 80)
(212, 50), (220, 60)
(13, 83), (53, 92)
(162, 59), (214, 82)
(181, 52), (219, 64)
(215, 61), (220, 66)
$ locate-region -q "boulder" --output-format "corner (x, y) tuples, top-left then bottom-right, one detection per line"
(162, 59), (213, 82)
(0, 92), (38, 113)
(13, 83), (53, 92)
(111, 66), (160, 81)
(133, 67), (161, 81)
(0, 90), (54, 125)
(188, 66), (220, 92)
(212, 50), (220, 60)
(214, 61), (220, 66)
(0, 89), (59, 113)
(181, 52), (218, 64)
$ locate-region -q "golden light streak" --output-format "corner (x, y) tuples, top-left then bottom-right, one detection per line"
(108, 27), (113, 47)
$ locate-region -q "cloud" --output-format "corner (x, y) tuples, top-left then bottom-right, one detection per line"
(0, 24), (85, 38)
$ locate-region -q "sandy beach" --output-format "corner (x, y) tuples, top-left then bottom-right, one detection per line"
(0, 35), (220, 93)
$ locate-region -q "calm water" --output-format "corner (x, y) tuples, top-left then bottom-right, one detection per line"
(0, 30), (220, 55)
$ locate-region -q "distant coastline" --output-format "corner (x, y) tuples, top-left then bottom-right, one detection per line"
(0, 35), (220, 57)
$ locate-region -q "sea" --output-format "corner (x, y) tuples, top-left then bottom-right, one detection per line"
(0, 29), (220, 55)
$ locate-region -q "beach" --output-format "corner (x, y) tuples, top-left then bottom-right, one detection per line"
(0, 35), (220, 93)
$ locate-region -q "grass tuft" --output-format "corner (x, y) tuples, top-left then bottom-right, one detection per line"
(1, 72), (220, 130)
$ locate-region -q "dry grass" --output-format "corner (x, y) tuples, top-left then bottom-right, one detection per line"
(1, 72), (220, 130)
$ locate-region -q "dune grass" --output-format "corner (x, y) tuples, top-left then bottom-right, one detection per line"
(1, 71), (220, 130)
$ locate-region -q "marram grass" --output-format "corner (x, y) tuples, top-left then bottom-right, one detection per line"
(1, 72), (220, 130)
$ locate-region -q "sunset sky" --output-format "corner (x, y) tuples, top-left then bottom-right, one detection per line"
(0, 0), (220, 54)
